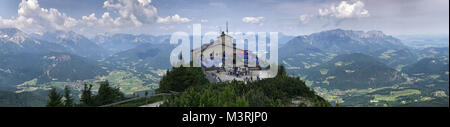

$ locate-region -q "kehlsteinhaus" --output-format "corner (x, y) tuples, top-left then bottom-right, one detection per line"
(191, 31), (273, 83)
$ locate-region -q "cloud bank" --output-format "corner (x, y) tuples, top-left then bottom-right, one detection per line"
(242, 17), (264, 26)
(0, 0), (191, 34)
(318, 0), (369, 19)
(157, 14), (191, 24)
(299, 0), (370, 26)
(0, 0), (78, 34)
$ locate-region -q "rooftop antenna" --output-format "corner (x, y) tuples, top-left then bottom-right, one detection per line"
(226, 21), (228, 34)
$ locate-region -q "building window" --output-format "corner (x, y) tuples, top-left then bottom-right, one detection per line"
(210, 53), (214, 60)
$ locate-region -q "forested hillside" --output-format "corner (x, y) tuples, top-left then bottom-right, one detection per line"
(158, 66), (330, 107)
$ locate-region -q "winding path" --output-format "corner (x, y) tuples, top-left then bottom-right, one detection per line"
(139, 101), (164, 107)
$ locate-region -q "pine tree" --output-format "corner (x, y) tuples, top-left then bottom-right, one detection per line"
(276, 65), (287, 77)
(80, 83), (93, 106)
(96, 80), (112, 105)
(63, 86), (74, 107)
(46, 88), (63, 107)
(95, 80), (124, 106)
(145, 91), (149, 104)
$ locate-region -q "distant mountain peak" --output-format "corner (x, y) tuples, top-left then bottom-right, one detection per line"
(318, 29), (386, 38)
(41, 30), (86, 42)
(367, 30), (384, 35)
(30, 30), (107, 58)
(281, 28), (414, 68)
(0, 28), (40, 46)
(303, 29), (406, 52)
(0, 28), (22, 35)
(326, 28), (345, 32)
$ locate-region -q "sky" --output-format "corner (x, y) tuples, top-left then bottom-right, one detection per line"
(0, 0), (448, 37)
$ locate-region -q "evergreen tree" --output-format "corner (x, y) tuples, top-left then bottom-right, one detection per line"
(276, 65), (287, 77)
(298, 102), (307, 107)
(45, 80), (126, 107)
(80, 83), (93, 106)
(63, 86), (74, 107)
(95, 80), (124, 106)
(96, 80), (112, 105)
(46, 88), (63, 107)
(158, 67), (209, 93)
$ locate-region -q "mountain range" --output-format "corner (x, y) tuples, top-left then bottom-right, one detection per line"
(0, 28), (67, 55)
(277, 29), (448, 106)
(305, 53), (404, 90)
(92, 33), (171, 55)
(0, 27), (448, 107)
(0, 52), (106, 90)
(33, 31), (107, 59)
(1, 28), (107, 91)
(280, 29), (418, 69)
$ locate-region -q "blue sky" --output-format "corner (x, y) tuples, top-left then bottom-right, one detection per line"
(0, 0), (448, 37)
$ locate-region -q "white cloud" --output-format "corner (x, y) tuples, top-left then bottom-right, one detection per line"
(157, 14), (191, 24)
(242, 17), (264, 26)
(101, 0), (158, 26)
(137, 0), (151, 6)
(0, 16), (15, 28)
(80, 0), (191, 33)
(299, 14), (310, 24)
(296, 0), (369, 26)
(0, 0), (193, 35)
(318, 0), (369, 19)
(82, 12), (119, 28)
(0, 0), (78, 33)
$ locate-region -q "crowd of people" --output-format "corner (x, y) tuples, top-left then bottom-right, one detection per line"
(212, 67), (261, 83)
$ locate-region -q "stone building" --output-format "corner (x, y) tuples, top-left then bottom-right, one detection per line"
(191, 32), (271, 82)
